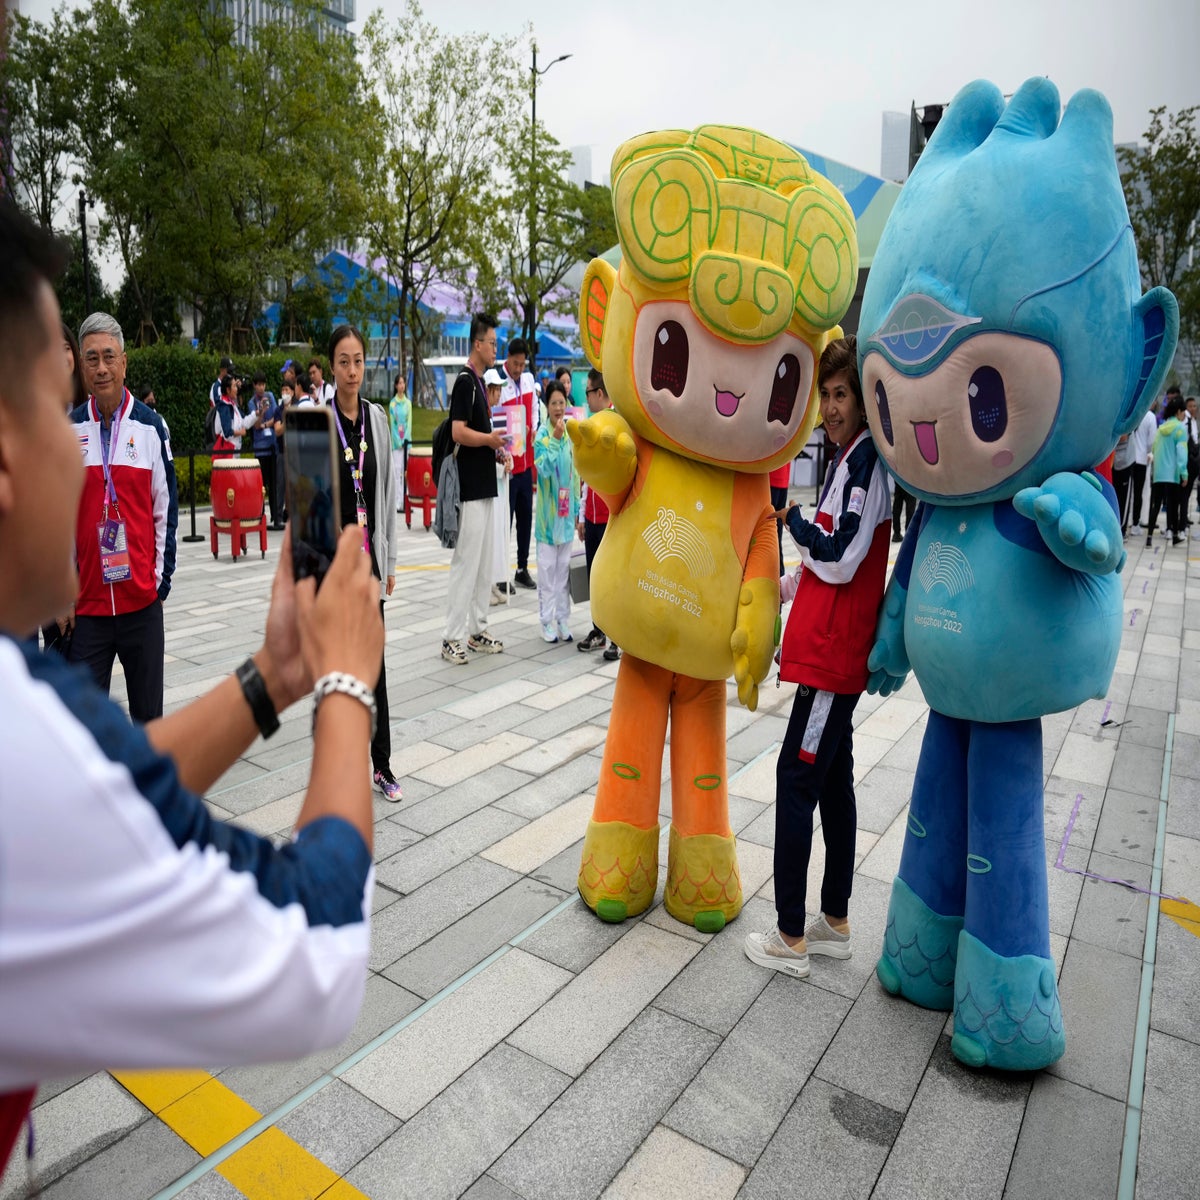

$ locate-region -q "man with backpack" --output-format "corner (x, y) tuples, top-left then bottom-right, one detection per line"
(440, 314), (506, 665)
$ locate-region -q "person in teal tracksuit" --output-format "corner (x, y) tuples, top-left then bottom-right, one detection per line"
(533, 379), (579, 644)
(1146, 395), (1188, 545)
(388, 374), (412, 513)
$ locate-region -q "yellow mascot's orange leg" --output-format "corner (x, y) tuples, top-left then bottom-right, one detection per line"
(577, 654), (670, 923)
(664, 675), (743, 932)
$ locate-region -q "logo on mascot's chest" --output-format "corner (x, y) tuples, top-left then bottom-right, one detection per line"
(641, 507), (716, 579)
(916, 540), (974, 599)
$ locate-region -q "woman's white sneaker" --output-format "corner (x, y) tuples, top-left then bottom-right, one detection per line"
(743, 926), (810, 978)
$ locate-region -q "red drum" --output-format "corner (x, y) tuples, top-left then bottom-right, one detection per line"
(211, 457), (264, 520)
(405, 445), (436, 530)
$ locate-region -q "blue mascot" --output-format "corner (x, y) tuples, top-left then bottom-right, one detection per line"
(862, 77), (1179, 1071)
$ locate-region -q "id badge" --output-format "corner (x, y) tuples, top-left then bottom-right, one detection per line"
(356, 502), (370, 553)
(97, 519), (131, 584)
(557, 486), (570, 518)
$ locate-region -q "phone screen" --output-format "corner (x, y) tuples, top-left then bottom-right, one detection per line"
(284, 407), (341, 586)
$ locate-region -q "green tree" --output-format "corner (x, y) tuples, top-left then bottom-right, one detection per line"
(1, 8), (78, 229)
(359, 0), (523, 399)
(491, 118), (617, 366)
(1119, 105), (1200, 387)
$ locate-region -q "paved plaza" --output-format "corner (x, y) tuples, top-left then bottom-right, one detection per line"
(4, 492), (1200, 1200)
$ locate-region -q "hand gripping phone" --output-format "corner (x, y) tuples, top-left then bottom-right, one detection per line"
(284, 406), (341, 586)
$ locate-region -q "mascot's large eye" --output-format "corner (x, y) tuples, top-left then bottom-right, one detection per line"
(650, 321), (688, 397)
(875, 379), (894, 445)
(767, 354), (802, 425)
(968, 366), (1007, 443)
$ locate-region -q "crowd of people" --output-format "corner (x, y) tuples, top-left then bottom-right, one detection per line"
(3, 189), (1195, 1182)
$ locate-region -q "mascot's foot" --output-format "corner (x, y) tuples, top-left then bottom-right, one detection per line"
(663, 826), (743, 933)
(577, 820), (659, 923)
(877, 876), (963, 1011)
(951, 930), (1065, 1071)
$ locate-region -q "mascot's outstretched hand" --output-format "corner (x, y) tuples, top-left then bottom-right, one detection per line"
(867, 579), (911, 696)
(1013, 471), (1126, 576)
(730, 578), (778, 712)
(566, 410), (637, 498)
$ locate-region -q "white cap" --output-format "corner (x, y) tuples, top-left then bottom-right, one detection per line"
(483, 368), (505, 389)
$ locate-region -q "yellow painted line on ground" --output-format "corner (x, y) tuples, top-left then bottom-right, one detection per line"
(114, 1070), (367, 1200)
(395, 562), (450, 572)
(1161, 896), (1200, 939)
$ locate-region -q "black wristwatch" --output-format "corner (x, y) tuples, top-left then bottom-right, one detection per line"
(236, 657), (280, 739)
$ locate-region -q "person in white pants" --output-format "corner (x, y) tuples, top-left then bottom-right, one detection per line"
(441, 317), (506, 665)
(533, 381), (580, 643)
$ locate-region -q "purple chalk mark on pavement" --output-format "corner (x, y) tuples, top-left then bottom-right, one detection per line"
(1054, 792), (1180, 900)
(1101, 700), (1112, 725)
(1129, 609), (1140, 627)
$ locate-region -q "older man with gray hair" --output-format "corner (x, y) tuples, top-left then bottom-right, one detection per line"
(68, 311), (178, 721)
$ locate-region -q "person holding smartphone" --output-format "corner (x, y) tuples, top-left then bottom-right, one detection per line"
(327, 324), (403, 802)
(0, 201), (385, 1162)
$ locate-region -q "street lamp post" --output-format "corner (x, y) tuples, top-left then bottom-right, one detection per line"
(529, 43), (571, 374)
(77, 189), (94, 313)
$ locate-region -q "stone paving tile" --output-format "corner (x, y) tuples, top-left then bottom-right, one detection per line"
(814, 976), (945, 1113)
(1150, 906), (1200, 1047)
(372, 817), (424, 862)
(1052, 731), (1117, 787)
(739, 1075), (899, 1200)
(370, 857), (524, 971)
(1128, 672), (1176, 712)
(482, 793), (596, 874)
(442, 678), (545, 718)
(1046, 837), (1088, 938)
(664, 974), (850, 1167)
(1137, 1030), (1200, 1200)
(432, 702), (544, 751)
(30, 1118), (198, 1200)
(375, 805), (527, 894)
(518, 895), (634, 975)
(854, 764), (917, 836)
(522, 673), (609, 711)
(1171, 729), (1200, 779)
(509, 922), (700, 1076)
(219, 973), (422, 1113)
(346, 1044), (570, 1200)
(725, 714), (788, 764)
(530, 836), (587, 894)
(1043, 775), (1103, 852)
(1119, 704), (1170, 749)
(1069, 854), (1151, 957)
(395, 765), (534, 835)
(413, 732), (539, 788)
(511, 695), (612, 745)
(854, 696), (927, 743)
(1004, 1073), (1123, 1200)
(342, 948), (572, 1120)
(1050, 938), (1141, 1101)
(205, 761), (311, 816)
(871, 1037), (1029, 1200)
(1093, 786), (1160, 865)
(275, 1079), (399, 1177)
(653, 895), (774, 1036)
(507, 724), (610, 776)
(492, 754), (603, 820)
(1108, 739), (1167, 798)
(0, 1075), (148, 1200)
(1161, 830), (1200, 901)
(490, 1008), (721, 1200)
(601, 1125), (744, 1200)
(176, 1172), (245, 1198)
(385, 878), (568, 1000)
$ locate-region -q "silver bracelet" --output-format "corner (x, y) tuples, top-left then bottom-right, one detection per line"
(312, 671), (377, 741)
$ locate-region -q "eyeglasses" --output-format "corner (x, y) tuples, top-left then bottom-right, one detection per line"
(476, 337), (497, 347)
(585, 387), (600, 396)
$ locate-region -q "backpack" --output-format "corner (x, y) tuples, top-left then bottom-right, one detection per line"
(430, 416), (455, 490)
(203, 404), (220, 452)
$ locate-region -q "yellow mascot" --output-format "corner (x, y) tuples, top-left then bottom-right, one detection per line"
(572, 125), (858, 931)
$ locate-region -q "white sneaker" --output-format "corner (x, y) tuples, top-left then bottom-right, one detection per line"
(541, 623), (558, 643)
(805, 913), (852, 959)
(490, 585), (504, 606)
(441, 639), (469, 665)
(743, 926), (810, 978)
(557, 621), (573, 643)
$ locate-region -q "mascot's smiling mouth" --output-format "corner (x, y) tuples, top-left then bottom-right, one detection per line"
(913, 420), (939, 465)
(715, 387), (743, 417)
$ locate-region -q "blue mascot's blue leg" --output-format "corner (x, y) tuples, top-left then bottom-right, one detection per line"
(877, 710), (967, 1010)
(951, 718), (1066, 1070)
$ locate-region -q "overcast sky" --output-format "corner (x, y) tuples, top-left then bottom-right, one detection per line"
(13, 0), (1200, 179)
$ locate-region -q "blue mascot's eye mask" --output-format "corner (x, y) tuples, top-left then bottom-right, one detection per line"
(862, 332), (1062, 500)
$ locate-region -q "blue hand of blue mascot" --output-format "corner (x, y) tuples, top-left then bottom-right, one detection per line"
(866, 578), (910, 696)
(1013, 471), (1126, 576)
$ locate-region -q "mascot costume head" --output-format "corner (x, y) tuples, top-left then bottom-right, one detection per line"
(571, 125), (857, 930)
(864, 78), (1178, 1070)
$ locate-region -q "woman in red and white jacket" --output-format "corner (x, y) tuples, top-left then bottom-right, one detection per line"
(744, 336), (891, 979)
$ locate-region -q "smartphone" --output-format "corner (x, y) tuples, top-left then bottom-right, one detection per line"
(284, 406), (341, 586)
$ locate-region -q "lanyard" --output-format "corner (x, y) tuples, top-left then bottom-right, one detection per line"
(333, 399), (367, 500)
(99, 398), (123, 511)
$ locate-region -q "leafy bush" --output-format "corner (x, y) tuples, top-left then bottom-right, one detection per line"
(125, 344), (312, 453)
(174, 451), (214, 507)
